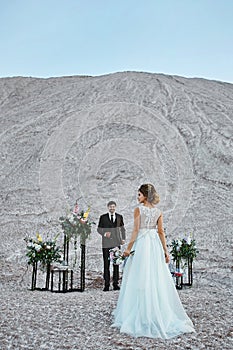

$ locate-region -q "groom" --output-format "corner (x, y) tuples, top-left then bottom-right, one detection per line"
(97, 201), (126, 291)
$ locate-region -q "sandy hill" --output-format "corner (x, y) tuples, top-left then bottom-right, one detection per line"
(0, 72), (232, 253)
(0, 71), (232, 349)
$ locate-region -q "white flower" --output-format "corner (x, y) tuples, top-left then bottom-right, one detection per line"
(186, 236), (192, 245)
(178, 239), (182, 247)
(115, 258), (122, 265)
(46, 245), (51, 250)
(68, 214), (75, 223)
(111, 247), (119, 252)
(34, 244), (41, 251)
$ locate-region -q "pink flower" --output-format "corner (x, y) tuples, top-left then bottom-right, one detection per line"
(73, 203), (79, 215)
(174, 272), (183, 277)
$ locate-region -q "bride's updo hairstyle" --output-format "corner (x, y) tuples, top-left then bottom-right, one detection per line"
(139, 184), (160, 205)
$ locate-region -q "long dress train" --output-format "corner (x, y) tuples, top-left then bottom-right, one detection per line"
(111, 205), (195, 339)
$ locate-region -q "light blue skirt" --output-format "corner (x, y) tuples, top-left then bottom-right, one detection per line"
(111, 229), (195, 339)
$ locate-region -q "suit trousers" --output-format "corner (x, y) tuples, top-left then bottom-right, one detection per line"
(102, 247), (119, 287)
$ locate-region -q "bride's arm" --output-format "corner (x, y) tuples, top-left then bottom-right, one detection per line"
(157, 213), (170, 263)
(123, 207), (140, 256)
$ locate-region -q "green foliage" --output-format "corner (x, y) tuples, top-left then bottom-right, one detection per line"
(59, 209), (95, 243)
(170, 237), (198, 262)
(24, 233), (62, 268)
(59, 213), (91, 240)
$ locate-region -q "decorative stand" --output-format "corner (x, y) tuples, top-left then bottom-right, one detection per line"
(50, 266), (73, 292)
(173, 272), (183, 290)
(63, 233), (70, 265)
(175, 259), (183, 289)
(172, 258), (193, 289)
(31, 262), (37, 290)
(50, 234), (86, 292)
(181, 257), (193, 286)
(170, 260), (183, 290)
(31, 262), (50, 291)
(80, 243), (86, 292)
(30, 234), (87, 292)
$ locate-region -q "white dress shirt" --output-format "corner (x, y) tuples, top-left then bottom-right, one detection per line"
(109, 213), (116, 222)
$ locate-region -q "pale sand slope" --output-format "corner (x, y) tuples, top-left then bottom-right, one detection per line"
(0, 72), (232, 349)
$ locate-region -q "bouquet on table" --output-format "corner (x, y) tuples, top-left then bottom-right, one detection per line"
(59, 202), (95, 242)
(59, 202), (95, 267)
(24, 233), (62, 269)
(170, 235), (198, 264)
(109, 247), (135, 267)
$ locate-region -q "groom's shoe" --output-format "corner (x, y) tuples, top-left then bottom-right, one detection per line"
(103, 286), (109, 292)
(113, 285), (120, 291)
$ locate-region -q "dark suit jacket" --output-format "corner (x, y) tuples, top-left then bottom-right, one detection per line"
(97, 213), (126, 248)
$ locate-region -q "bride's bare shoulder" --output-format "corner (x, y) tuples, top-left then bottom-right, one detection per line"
(134, 207), (140, 215)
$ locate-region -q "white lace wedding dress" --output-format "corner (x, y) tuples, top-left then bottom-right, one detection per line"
(111, 205), (195, 339)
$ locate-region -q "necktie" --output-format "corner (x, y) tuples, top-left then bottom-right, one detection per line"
(111, 215), (114, 223)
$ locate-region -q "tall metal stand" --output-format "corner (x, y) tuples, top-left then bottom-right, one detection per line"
(175, 257), (193, 288)
(45, 264), (51, 290)
(31, 262), (38, 290)
(61, 233), (86, 292)
(175, 260), (183, 289)
(63, 234), (69, 265)
(182, 257), (193, 286)
(80, 244), (86, 292)
(31, 261), (50, 291)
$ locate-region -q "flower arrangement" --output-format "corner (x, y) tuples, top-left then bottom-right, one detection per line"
(170, 235), (198, 262)
(109, 247), (135, 266)
(59, 202), (95, 242)
(24, 233), (62, 268)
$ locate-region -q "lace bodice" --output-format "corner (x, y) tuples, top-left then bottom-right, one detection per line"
(139, 205), (161, 229)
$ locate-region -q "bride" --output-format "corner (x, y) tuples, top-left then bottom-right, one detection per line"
(111, 184), (195, 339)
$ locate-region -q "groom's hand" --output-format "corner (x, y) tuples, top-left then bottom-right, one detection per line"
(104, 232), (111, 238)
